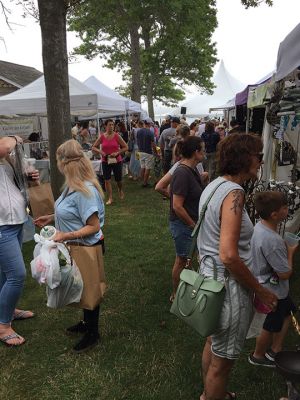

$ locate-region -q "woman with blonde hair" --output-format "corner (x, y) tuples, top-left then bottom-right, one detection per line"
(35, 139), (105, 353)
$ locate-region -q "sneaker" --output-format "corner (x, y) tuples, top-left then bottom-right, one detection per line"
(248, 353), (275, 368)
(66, 321), (88, 335)
(73, 332), (100, 353)
(265, 348), (277, 362)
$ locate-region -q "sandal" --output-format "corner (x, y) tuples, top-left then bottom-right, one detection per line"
(0, 333), (25, 347)
(169, 293), (175, 303)
(226, 392), (237, 399)
(13, 310), (35, 321)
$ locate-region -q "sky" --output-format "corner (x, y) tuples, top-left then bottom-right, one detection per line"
(0, 0), (299, 102)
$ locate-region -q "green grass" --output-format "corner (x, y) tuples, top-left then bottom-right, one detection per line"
(1, 177), (300, 400)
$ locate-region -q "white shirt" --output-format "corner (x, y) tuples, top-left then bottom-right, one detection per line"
(0, 161), (27, 225)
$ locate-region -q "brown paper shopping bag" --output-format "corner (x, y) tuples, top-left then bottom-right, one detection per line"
(28, 183), (55, 218)
(69, 244), (106, 310)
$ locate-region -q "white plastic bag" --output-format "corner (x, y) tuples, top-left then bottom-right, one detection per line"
(30, 234), (83, 308)
(22, 215), (35, 243)
(246, 311), (267, 339)
(46, 260), (83, 308)
(30, 234), (61, 288)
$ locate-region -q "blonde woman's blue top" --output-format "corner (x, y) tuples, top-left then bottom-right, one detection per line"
(55, 182), (105, 245)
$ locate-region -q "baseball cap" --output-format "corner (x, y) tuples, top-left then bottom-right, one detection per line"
(170, 117), (180, 124)
(144, 117), (153, 124)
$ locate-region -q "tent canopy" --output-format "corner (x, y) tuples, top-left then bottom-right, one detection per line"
(173, 61), (245, 118)
(209, 98), (235, 112)
(235, 71), (274, 106)
(83, 76), (142, 116)
(0, 75), (98, 116)
(276, 23), (300, 82)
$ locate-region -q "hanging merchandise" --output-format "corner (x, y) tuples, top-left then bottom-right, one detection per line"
(266, 103), (281, 127)
(291, 114), (300, 130)
(274, 141), (297, 166)
(275, 115), (289, 140)
(267, 83), (284, 126)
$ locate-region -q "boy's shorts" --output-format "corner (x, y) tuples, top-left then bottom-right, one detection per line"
(263, 296), (296, 333)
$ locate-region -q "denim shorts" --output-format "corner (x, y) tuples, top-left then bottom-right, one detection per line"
(169, 219), (193, 258)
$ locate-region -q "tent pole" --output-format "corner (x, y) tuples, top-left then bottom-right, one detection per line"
(246, 108), (250, 134)
(96, 111), (100, 136)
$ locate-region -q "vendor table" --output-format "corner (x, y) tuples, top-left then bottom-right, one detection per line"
(35, 159), (102, 183)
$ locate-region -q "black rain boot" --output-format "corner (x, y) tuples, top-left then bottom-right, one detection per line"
(73, 306), (100, 353)
(66, 320), (88, 335)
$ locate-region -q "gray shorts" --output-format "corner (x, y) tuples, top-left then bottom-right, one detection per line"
(211, 277), (253, 360)
(139, 152), (154, 169)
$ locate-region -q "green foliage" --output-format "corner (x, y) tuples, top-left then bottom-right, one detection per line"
(67, 0), (217, 107)
(241, 0), (273, 8)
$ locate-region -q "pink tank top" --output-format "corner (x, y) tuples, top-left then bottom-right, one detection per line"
(100, 133), (123, 163)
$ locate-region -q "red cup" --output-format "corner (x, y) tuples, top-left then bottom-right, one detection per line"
(254, 295), (272, 314)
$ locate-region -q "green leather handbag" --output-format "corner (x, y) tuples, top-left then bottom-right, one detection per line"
(170, 181), (227, 337)
(170, 256), (226, 337)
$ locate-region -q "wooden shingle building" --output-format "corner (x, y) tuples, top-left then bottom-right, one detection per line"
(0, 60), (42, 96)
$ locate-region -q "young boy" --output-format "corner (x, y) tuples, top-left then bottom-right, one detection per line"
(248, 191), (298, 367)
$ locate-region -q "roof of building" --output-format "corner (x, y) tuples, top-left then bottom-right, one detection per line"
(0, 60), (42, 88)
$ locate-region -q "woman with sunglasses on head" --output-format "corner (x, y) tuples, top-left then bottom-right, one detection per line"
(197, 134), (277, 400)
(169, 136), (205, 302)
(92, 119), (128, 205)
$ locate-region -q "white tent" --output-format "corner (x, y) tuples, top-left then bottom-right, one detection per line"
(174, 61), (245, 118)
(83, 76), (143, 116)
(276, 22), (300, 82)
(0, 75), (98, 116)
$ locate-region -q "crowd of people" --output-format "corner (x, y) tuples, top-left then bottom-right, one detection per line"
(0, 111), (297, 399)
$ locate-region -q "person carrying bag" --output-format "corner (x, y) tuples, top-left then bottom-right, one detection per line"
(170, 181), (227, 337)
(35, 139), (106, 353)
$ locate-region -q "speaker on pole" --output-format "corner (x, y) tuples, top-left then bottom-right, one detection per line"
(180, 106), (187, 115)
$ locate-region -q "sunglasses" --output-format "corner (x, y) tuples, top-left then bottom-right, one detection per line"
(253, 153), (264, 162)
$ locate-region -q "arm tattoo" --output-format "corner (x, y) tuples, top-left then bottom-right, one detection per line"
(230, 190), (244, 215)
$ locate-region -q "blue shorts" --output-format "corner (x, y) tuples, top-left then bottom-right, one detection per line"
(169, 219), (193, 258)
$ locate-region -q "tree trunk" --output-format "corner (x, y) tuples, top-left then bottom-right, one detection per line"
(147, 77), (155, 120)
(129, 25), (141, 103)
(37, 0), (71, 199)
(142, 26), (154, 120)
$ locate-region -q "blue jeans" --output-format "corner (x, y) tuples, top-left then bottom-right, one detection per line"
(0, 224), (26, 324)
(169, 219), (193, 258)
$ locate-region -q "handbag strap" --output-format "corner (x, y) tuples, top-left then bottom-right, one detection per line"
(187, 180), (227, 263)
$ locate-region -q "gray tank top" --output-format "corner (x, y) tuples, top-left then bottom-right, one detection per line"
(197, 176), (253, 282)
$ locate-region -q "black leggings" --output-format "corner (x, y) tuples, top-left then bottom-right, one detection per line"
(82, 239), (105, 334)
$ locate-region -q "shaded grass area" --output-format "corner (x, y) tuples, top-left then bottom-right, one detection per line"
(1, 178), (300, 400)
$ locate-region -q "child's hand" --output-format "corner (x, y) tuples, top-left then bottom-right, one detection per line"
(286, 242), (299, 253)
(255, 286), (278, 311)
